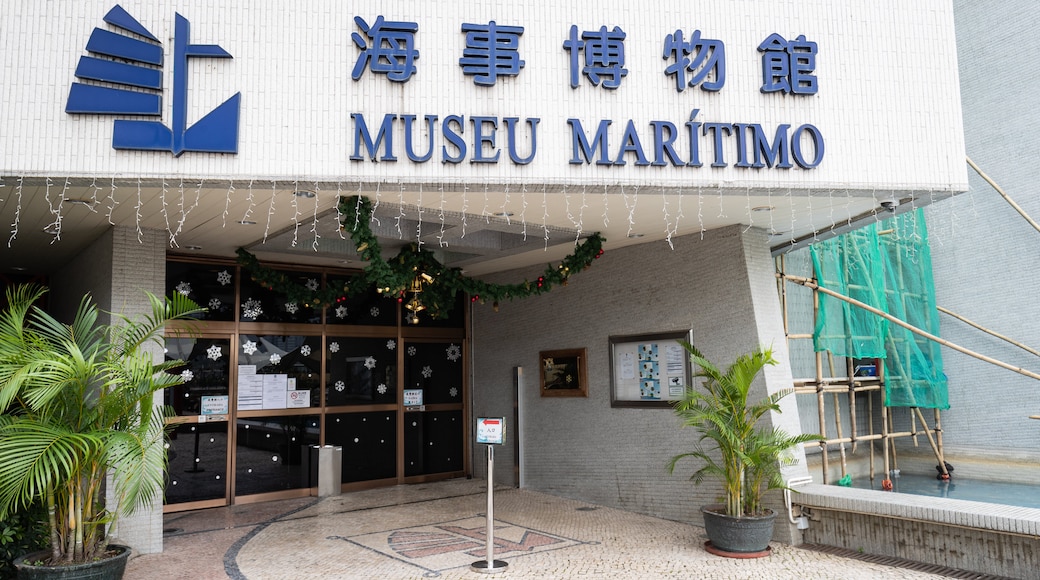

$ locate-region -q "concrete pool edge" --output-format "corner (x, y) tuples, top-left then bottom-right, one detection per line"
(792, 483), (1040, 578)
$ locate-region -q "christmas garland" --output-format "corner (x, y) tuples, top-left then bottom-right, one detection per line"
(236, 195), (605, 319)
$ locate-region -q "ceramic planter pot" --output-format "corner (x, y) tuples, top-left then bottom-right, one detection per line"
(701, 505), (776, 555)
(13, 545), (130, 580)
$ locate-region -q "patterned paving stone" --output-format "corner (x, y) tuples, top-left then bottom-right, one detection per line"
(127, 479), (962, 579)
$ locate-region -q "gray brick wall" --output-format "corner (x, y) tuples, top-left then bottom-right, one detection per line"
(472, 226), (810, 542)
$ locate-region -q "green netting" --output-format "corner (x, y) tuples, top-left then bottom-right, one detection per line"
(809, 208), (949, 409)
(811, 224), (888, 358)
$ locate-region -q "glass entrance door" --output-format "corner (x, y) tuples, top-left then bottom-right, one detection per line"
(164, 336), (233, 510)
(401, 340), (466, 481)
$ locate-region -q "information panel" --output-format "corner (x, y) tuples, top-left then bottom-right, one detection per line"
(476, 417), (506, 445)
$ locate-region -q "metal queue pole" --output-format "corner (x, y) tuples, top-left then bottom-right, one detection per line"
(472, 418), (508, 573)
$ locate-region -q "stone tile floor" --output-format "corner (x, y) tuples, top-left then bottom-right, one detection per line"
(126, 478), (979, 579)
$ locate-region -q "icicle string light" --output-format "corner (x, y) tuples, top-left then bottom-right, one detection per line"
(808, 189), (818, 242)
(159, 179), (171, 243)
(766, 187), (775, 234)
(601, 184), (610, 228)
(787, 188), (795, 246)
(461, 184), (469, 238)
(241, 179), (255, 224)
(416, 183), (424, 248)
(563, 185), (573, 232)
(627, 185), (640, 238)
(541, 184), (549, 249)
(42, 177), (59, 242)
(437, 184), (447, 247)
(395, 183), (405, 239)
(501, 184), (511, 225)
(311, 181), (322, 252)
(147, 180), (154, 246)
(675, 186), (685, 241)
(263, 180), (276, 242)
(171, 178), (202, 246)
(106, 177), (118, 225)
(697, 187), (705, 240)
(481, 183), (490, 223)
(520, 184), (529, 240)
(335, 182), (346, 240)
(8, 176), (23, 246)
(845, 188), (853, 228)
(827, 188), (835, 233)
(371, 181), (381, 225)
(742, 186), (753, 233)
(291, 179), (301, 248)
(576, 184), (588, 242)
(662, 189), (674, 249)
(222, 180), (235, 228)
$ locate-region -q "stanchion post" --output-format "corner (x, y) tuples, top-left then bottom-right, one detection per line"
(472, 418), (508, 574)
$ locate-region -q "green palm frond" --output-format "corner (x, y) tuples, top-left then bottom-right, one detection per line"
(0, 283), (199, 563)
(669, 344), (823, 517)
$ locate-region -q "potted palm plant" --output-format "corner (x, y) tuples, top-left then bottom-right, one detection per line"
(0, 284), (201, 579)
(667, 343), (819, 557)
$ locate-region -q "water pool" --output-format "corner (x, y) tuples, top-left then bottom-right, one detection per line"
(848, 471), (1040, 509)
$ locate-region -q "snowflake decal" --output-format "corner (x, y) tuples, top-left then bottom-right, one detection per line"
(370, 307), (380, 317)
(335, 305), (348, 319)
(386, 340), (397, 351)
(208, 298), (221, 310)
(270, 353), (282, 365)
(407, 346), (417, 356)
(216, 270), (232, 286)
(206, 345), (222, 361)
(377, 383), (387, 395)
(334, 380), (345, 392)
(300, 345), (311, 357)
(421, 365), (433, 378)
(449, 386), (458, 398)
(285, 302), (299, 314)
(175, 281), (192, 296)
(446, 344), (461, 362)
(181, 369), (194, 382)
(242, 298), (263, 319)
(364, 356), (377, 370)
(305, 278), (319, 291)
(242, 340), (258, 355)
(329, 342), (340, 353)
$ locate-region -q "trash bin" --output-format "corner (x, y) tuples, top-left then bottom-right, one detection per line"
(308, 445), (342, 497)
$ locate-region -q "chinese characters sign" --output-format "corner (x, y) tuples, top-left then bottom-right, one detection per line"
(350, 15), (823, 170)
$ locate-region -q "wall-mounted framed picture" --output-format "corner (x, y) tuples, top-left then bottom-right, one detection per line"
(609, 330), (692, 408)
(539, 348), (588, 397)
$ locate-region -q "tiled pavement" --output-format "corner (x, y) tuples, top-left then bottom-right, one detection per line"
(126, 478), (969, 579)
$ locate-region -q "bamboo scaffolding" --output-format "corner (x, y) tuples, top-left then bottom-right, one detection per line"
(776, 259), (955, 489)
(781, 274), (1040, 381)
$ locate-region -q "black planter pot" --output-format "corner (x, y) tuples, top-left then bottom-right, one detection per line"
(13, 545), (130, 580)
(701, 505), (776, 556)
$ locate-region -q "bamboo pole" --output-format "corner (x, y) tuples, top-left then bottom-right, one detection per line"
(847, 357), (859, 454)
(868, 389), (876, 480)
(781, 274), (1040, 381)
(883, 362), (899, 477)
(934, 408), (945, 472)
(937, 305), (1040, 358)
(913, 407), (948, 477)
(827, 352), (847, 476)
(967, 156), (1040, 235)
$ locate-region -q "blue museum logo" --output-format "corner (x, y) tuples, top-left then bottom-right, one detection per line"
(65, 5), (241, 156)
